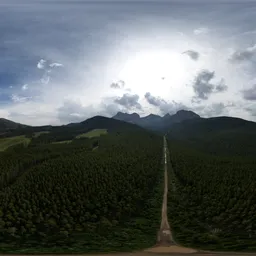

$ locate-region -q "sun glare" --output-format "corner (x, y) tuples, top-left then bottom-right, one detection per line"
(118, 50), (188, 96)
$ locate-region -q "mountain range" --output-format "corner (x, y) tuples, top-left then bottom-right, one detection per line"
(112, 110), (200, 132)
(1, 110), (255, 136)
(1, 109), (256, 156)
(0, 109), (200, 134)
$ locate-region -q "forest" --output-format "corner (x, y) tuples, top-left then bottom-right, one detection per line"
(1, 113), (256, 253)
(166, 139), (256, 251)
(0, 130), (164, 253)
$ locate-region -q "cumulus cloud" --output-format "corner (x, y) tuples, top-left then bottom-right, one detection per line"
(182, 50), (200, 60)
(193, 27), (209, 35)
(144, 92), (164, 106)
(192, 70), (228, 100)
(110, 80), (125, 89)
(114, 93), (141, 109)
(193, 70), (215, 100)
(22, 84), (28, 90)
(144, 92), (186, 115)
(37, 59), (47, 69)
(229, 44), (256, 62)
(242, 84), (256, 100)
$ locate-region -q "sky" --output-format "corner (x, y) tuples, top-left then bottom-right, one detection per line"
(1, 0), (256, 125)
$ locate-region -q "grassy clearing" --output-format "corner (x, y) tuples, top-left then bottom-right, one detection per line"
(52, 140), (72, 144)
(76, 129), (108, 139)
(0, 135), (31, 151)
(33, 131), (50, 138)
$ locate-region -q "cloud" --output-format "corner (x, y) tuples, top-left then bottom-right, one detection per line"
(193, 70), (215, 100)
(215, 79), (228, 92)
(37, 59), (47, 69)
(10, 94), (31, 103)
(194, 102), (235, 117)
(22, 84), (28, 90)
(49, 62), (64, 68)
(245, 105), (256, 117)
(36, 58), (64, 85)
(57, 100), (93, 124)
(192, 70), (228, 100)
(114, 93), (141, 109)
(203, 103), (226, 116)
(110, 80), (125, 89)
(7, 101), (58, 126)
(37, 59), (64, 70)
(144, 92), (186, 115)
(242, 84), (256, 100)
(229, 44), (256, 62)
(183, 50), (200, 60)
(193, 27), (209, 35)
(40, 74), (50, 85)
(57, 98), (124, 124)
(100, 102), (122, 117)
(144, 92), (164, 107)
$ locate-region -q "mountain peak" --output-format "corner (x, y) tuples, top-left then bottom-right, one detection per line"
(114, 112), (140, 117)
(130, 112), (140, 117)
(143, 113), (161, 118)
(175, 109), (200, 118)
(112, 112), (140, 123)
(163, 113), (171, 120)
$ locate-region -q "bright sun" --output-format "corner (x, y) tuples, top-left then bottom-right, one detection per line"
(118, 50), (189, 97)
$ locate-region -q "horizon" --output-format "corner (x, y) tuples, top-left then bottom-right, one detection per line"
(0, 1), (256, 125)
(2, 108), (255, 127)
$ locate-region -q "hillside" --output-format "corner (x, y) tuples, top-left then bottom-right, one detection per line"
(0, 118), (28, 133)
(167, 116), (256, 156)
(0, 116), (144, 145)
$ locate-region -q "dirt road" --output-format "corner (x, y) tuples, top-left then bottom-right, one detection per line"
(156, 136), (173, 245)
(146, 136), (197, 253)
